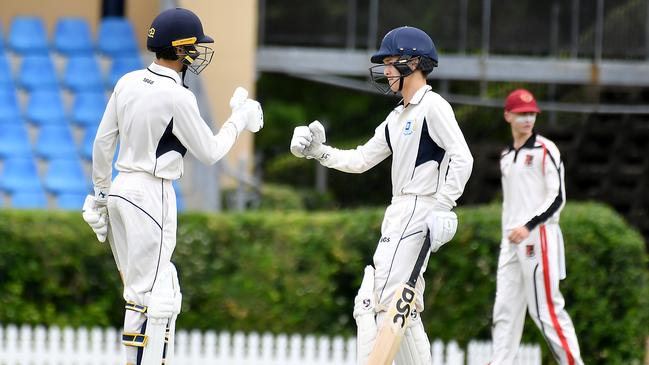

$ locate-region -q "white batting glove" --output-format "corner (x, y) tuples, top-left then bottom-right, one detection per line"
(146, 290), (175, 319)
(304, 120), (327, 159)
(82, 195), (108, 242)
(425, 210), (458, 252)
(290, 126), (312, 158)
(170, 265), (182, 315)
(93, 187), (108, 207)
(229, 86), (248, 110)
(353, 265), (376, 319)
(228, 87), (264, 133)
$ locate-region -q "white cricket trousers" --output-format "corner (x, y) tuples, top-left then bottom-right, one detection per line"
(373, 195), (434, 314)
(491, 223), (583, 365)
(106, 172), (178, 363)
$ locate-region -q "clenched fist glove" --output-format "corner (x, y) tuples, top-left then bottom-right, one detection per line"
(82, 194), (108, 242)
(228, 87), (264, 133)
(425, 210), (458, 252)
(290, 120), (327, 159)
(290, 126), (312, 158)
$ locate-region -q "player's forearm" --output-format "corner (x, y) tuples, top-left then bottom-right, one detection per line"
(317, 145), (380, 173)
(525, 190), (563, 231)
(434, 148), (473, 210)
(91, 131), (118, 192)
(92, 147), (116, 192)
(193, 122), (239, 165)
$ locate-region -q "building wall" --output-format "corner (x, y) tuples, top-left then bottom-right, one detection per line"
(178, 0), (258, 169)
(1, 0), (102, 36)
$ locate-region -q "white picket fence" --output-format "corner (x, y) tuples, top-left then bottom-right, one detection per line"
(0, 324), (541, 365)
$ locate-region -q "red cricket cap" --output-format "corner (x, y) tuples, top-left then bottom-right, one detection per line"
(504, 89), (541, 113)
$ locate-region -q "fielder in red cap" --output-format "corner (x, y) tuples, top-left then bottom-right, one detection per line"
(490, 89), (584, 365)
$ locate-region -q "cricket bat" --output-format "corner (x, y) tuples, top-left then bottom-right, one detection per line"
(365, 232), (431, 365)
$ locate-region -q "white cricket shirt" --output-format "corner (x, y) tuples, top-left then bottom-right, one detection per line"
(316, 85), (473, 210)
(92, 62), (241, 193)
(500, 133), (566, 231)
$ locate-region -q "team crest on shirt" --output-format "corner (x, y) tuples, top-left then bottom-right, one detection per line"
(524, 154), (534, 166)
(403, 120), (415, 135)
(526, 244), (535, 257)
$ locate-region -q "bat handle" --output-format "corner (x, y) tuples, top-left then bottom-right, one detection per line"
(407, 231), (431, 286)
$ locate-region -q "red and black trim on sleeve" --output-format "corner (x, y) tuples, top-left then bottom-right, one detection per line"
(524, 142), (563, 231)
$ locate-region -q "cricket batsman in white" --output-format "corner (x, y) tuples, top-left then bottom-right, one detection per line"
(489, 89), (583, 365)
(82, 8), (263, 365)
(290, 26), (473, 365)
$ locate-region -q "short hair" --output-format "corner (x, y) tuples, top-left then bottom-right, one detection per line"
(148, 46), (178, 61)
(417, 56), (436, 76)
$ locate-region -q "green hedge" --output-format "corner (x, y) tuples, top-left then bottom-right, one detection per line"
(0, 203), (647, 364)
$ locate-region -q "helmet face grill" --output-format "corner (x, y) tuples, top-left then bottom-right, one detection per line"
(368, 56), (418, 94)
(178, 44), (214, 75)
(369, 64), (400, 94)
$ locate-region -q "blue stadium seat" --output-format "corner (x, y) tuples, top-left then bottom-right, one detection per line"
(0, 54), (13, 89)
(173, 181), (185, 212)
(26, 90), (67, 125)
(63, 55), (104, 92)
(8, 17), (49, 54)
(112, 146), (119, 180)
(80, 125), (97, 160)
(0, 124), (32, 158)
(44, 158), (89, 194)
(0, 89), (22, 125)
(108, 55), (143, 88)
(19, 55), (59, 91)
(53, 17), (93, 55)
(72, 91), (106, 127)
(35, 124), (79, 159)
(0, 156), (42, 193)
(97, 17), (138, 56)
(57, 192), (87, 210)
(11, 189), (48, 209)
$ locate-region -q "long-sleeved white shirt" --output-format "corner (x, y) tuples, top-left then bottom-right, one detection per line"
(92, 62), (241, 193)
(500, 133), (566, 231)
(315, 85), (473, 210)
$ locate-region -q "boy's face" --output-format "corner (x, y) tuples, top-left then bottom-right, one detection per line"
(382, 56), (402, 93)
(505, 111), (537, 135)
(382, 56), (419, 93)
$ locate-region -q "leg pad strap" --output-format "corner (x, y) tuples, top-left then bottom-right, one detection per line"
(122, 332), (148, 348)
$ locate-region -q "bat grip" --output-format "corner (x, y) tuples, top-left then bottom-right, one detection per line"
(406, 231), (431, 287)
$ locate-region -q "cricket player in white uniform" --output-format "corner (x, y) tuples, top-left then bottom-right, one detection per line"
(81, 8), (263, 365)
(290, 26), (473, 365)
(490, 89), (583, 365)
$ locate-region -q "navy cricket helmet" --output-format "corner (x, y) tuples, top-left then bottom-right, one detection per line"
(147, 8), (213, 49)
(370, 26), (438, 65)
(147, 8), (214, 76)
(369, 26), (438, 94)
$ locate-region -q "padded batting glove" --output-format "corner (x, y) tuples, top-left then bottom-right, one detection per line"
(228, 87), (264, 134)
(304, 120), (327, 160)
(82, 195), (108, 242)
(94, 186), (108, 207)
(146, 289), (176, 319)
(290, 121), (328, 159)
(425, 210), (458, 252)
(290, 126), (312, 158)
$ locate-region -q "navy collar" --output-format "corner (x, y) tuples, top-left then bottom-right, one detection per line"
(508, 132), (537, 152)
